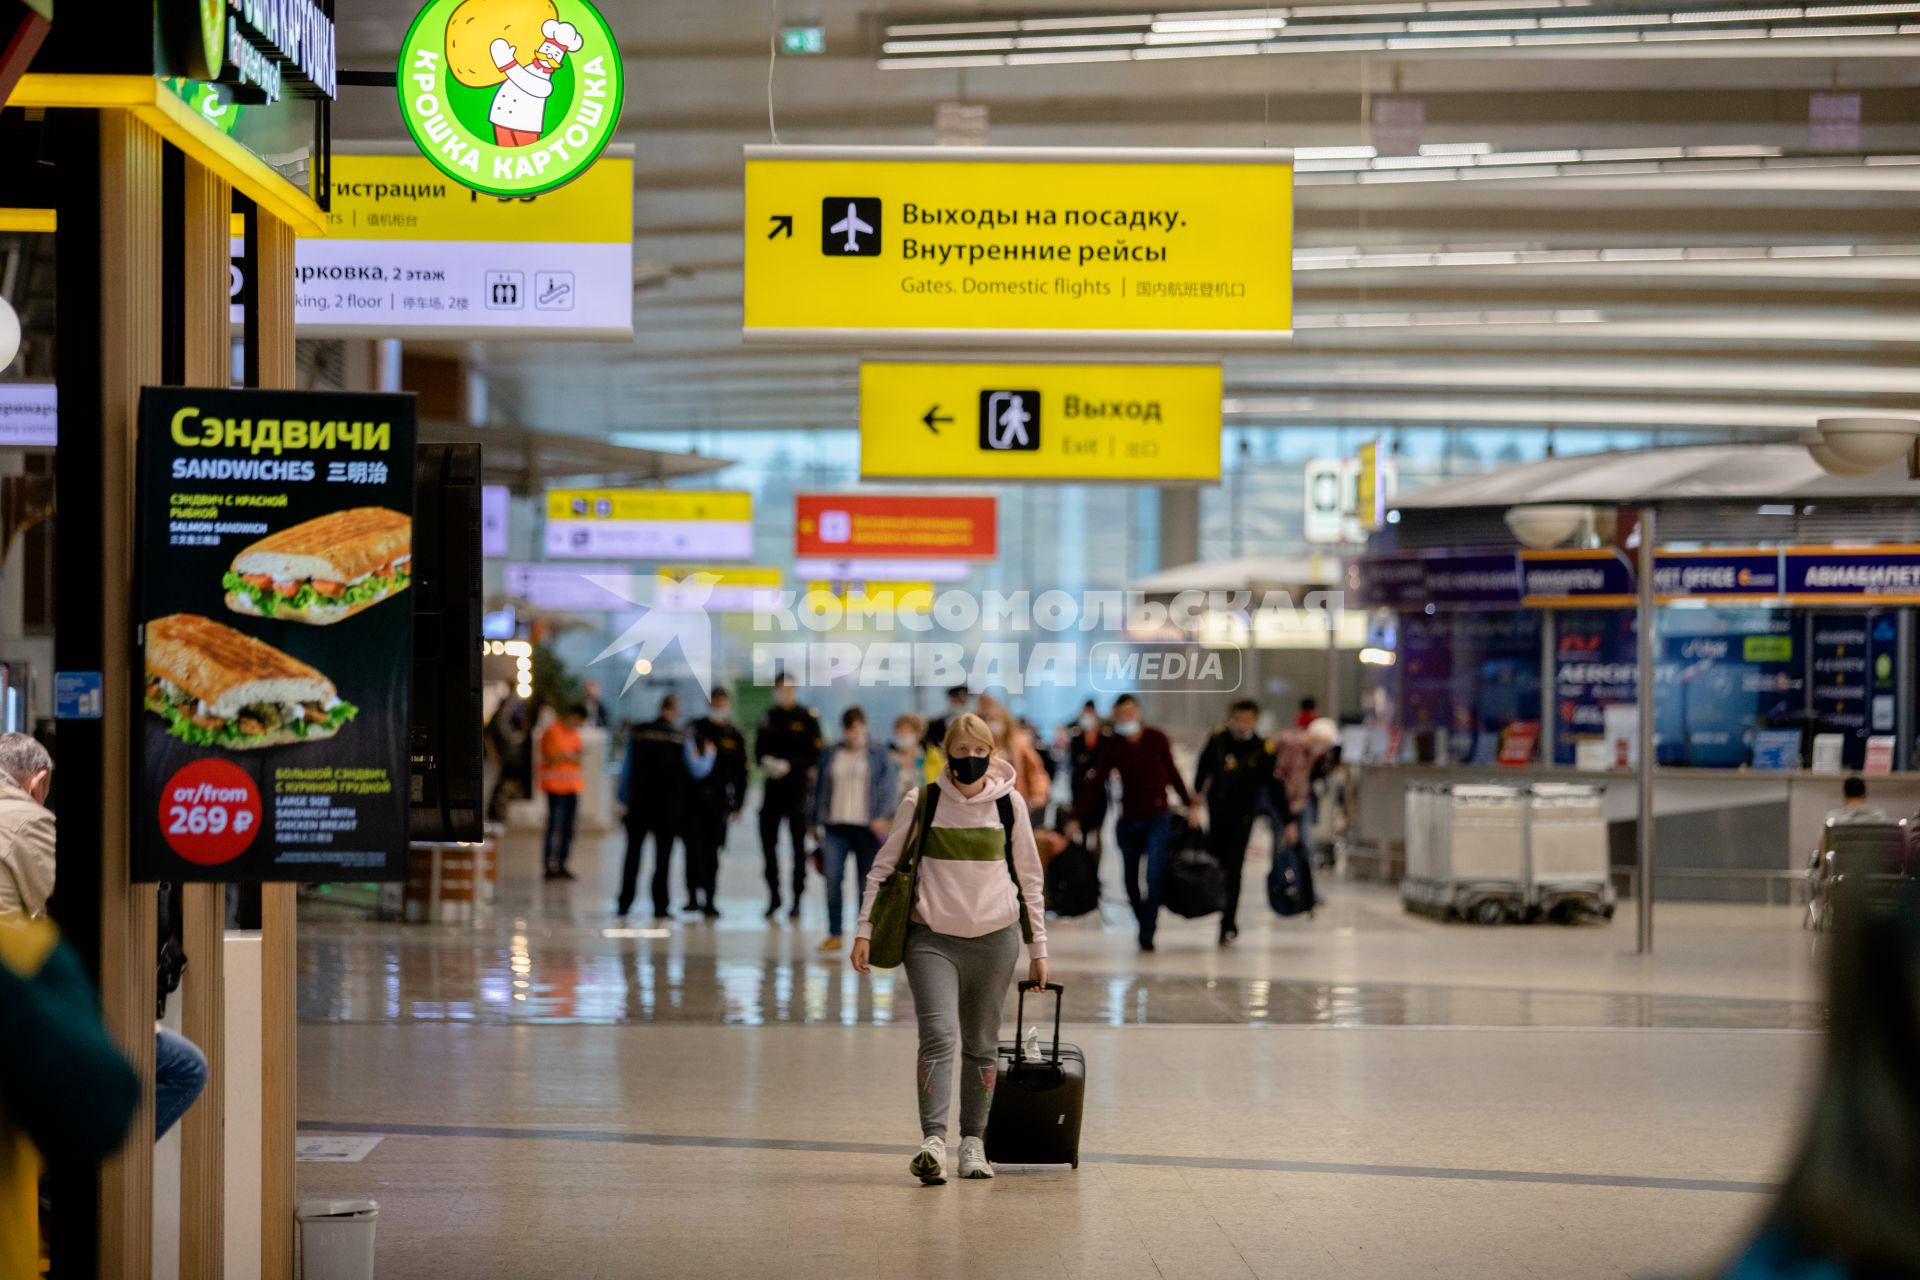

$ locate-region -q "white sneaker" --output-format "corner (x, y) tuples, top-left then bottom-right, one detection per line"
(909, 1135), (947, 1184)
(958, 1136), (994, 1180)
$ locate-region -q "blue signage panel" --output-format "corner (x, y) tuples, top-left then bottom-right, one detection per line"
(1651, 550), (1782, 601)
(1810, 613), (1872, 768)
(1869, 612), (1899, 735)
(1552, 609), (1637, 766)
(1784, 547), (1920, 603)
(1521, 550), (1634, 606)
(1656, 611), (1801, 768)
(1354, 551), (1521, 609)
(54, 671), (104, 720)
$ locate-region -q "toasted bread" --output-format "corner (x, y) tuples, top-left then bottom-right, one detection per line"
(229, 507), (410, 586)
(145, 614), (337, 719)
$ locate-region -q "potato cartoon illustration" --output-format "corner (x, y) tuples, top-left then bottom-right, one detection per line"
(445, 0), (558, 88)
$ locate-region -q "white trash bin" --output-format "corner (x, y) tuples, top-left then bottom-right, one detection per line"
(298, 1198), (378, 1280)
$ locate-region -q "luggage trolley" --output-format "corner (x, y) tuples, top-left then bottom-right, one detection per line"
(1525, 782), (1616, 923)
(1402, 783), (1530, 924)
(1806, 819), (1910, 932)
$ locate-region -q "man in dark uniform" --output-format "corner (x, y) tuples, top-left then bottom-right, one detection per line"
(683, 686), (747, 918)
(1193, 699), (1293, 947)
(754, 672), (822, 920)
(616, 692), (684, 921)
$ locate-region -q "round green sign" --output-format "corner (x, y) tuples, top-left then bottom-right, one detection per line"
(396, 0), (624, 199)
(200, 0), (225, 80)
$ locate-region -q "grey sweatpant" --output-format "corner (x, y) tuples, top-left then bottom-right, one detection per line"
(904, 922), (1021, 1141)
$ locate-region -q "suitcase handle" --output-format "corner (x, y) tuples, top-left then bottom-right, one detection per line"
(1014, 981), (1064, 1065)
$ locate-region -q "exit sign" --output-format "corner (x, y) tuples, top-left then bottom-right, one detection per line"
(781, 25), (825, 54)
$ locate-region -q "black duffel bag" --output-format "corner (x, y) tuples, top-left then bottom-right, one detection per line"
(1046, 840), (1102, 917)
(1163, 844), (1227, 919)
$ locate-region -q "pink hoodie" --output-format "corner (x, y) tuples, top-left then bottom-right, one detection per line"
(856, 756), (1049, 960)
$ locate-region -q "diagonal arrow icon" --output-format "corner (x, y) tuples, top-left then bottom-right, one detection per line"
(767, 214), (794, 240)
(921, 405), (953, 434)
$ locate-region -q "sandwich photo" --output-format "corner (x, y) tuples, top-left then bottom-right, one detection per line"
(145, 614), (358, 749)
(223, 507), (412, 625)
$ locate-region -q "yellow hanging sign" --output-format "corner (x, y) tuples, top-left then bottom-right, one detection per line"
(859, 361), (1222, 483)
(743, 145), (1292, 349)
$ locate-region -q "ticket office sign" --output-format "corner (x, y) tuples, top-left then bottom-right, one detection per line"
(743, 146), (1293, 348)
(544, 488), (755, 560)
(232, 149), (634, 339)
(134, 388), (417, 883)
(859, 361), (1222, 483)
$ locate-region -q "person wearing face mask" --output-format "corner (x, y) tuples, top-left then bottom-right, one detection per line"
(810, 707), (898, 952)
(852, 714), (1050, 1184)
(1193, 700), (1293, 947)
(1070, 693), (1191, 951)
(891, 712), (933, 801)
(1065, 700), (1109, 859)
(755, 672), (825, 921)
(681, 687), (748, 918)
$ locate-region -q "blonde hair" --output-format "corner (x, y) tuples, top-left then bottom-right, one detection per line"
(942, 711), (997, 759)
(894, 711), (927, 738)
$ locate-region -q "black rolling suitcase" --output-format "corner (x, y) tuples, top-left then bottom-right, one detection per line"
(984, 982), (1085, 1169)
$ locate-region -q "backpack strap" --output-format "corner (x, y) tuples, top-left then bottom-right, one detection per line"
(996, 794), (1034, 944)
(903, 783), (941, 873)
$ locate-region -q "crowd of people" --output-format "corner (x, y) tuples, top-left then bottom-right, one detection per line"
(604, 681), (1348, 954)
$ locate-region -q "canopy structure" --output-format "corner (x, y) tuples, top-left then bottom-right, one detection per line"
(1394, 444), (1919, 511)
(1131, 553), (1344, 596)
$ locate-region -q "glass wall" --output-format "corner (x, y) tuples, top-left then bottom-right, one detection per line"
(1398, 609), (1542, 765)
(1386, 603), (1903, 770)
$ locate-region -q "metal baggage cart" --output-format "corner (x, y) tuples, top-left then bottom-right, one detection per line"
(1402, 783), (1529, 924)
(1525, 782), (1616, 923)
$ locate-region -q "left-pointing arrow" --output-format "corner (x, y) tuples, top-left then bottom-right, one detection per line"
(768, 214), (794, 240)
(922, 406), (953, 434)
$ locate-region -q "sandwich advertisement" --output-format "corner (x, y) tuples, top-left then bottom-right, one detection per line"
(134, 387), (417, 882)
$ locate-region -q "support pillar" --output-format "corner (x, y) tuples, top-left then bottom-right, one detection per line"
(52, 104), (162, 1280)
(176, 154), (232, 1280)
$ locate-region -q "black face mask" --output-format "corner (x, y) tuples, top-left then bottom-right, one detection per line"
(948, 754), (990, 785)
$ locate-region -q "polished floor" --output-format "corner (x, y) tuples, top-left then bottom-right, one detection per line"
(297, 815), (1823, 1279)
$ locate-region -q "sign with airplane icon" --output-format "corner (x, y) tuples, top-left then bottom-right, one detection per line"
(821, 197), (882, 255)
(743, 145), (1294, 348)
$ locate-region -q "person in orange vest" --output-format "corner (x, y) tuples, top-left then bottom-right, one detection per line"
(540, 704), (590, 881)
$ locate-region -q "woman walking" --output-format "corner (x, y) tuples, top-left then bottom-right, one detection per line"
(851, 713), (1050, 1184)
(810, 707), (897, 953)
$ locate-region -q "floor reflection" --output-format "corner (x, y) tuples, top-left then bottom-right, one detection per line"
(296, 924), (1827, 1031)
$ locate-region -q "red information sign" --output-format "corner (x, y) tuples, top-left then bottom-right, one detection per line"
(159, 759), (263, 866)
(794, 494), (997, 561)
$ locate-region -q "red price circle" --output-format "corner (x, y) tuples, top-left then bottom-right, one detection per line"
(159, 759), (263, 866)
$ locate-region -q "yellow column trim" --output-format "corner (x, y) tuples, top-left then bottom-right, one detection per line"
(11, 74), (328, 237)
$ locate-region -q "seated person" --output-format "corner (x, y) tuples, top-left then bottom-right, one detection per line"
(1825, 776), (1889, 827)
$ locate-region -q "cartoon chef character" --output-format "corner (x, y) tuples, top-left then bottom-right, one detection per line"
(487, 19), (583, 147)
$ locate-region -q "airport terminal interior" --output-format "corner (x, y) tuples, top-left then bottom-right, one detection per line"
(3, 2), (1920, 1278)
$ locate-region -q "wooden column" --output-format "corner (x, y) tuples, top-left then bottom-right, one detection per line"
(96, 106), (163, 1280)
(177, 157), (232, 1280)
(256, 213), (300, 1280)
